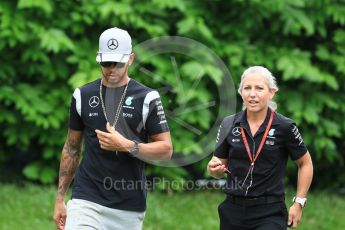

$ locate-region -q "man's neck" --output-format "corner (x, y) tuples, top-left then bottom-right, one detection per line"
(102, 75), (129, 88)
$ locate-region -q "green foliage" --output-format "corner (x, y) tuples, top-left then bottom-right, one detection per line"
(0, 0), (344, 188)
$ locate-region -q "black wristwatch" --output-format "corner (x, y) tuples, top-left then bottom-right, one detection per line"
(129, 140), (140, 156)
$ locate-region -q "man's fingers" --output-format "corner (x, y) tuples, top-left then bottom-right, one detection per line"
(54, 215), (64, 230)
(95, 131), (108, 138)
(95, 129), (110, 138)
(292, 217), (299, 228)
(59, 218), (65, 230)
(96, 133), (111, 144)
(288, 212), (293, 227)
(99, 141), (113, 151)
(97, 136), (105, 143)
(106, 122), (115, 134)
(61, 215), (66, 224)
(99, 140), (105, 146)
(99, 138), (111, 146)
(99, 142), (108, 150)
(53, 212), (62, 226)
(58, 220), (65, 230)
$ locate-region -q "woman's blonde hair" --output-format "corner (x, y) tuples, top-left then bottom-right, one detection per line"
(237, 66), (279, 111)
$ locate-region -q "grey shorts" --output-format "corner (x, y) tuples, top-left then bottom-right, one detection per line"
(65, 199), (145, 230)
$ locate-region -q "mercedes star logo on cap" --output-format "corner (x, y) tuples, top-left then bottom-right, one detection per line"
(107, 39), (118, 50)
(89, 96), (100, 108)
(232, 127), (241, 136)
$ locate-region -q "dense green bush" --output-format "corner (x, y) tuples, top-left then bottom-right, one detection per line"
(0, 0), (344, 188)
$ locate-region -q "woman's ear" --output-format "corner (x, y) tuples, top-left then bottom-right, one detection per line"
(269, 88), (277, 99)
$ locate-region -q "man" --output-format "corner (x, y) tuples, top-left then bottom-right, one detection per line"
(53, 27), (173, 230)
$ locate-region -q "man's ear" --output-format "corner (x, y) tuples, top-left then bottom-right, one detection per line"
(128, 53), (135, 65)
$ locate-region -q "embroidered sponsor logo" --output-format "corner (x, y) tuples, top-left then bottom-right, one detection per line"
(123, 113), (133, 118)
(155, 100), (166, 124)
(107, 39), (118, 50)
(267, 128), (276, 139)
(123, 105), (134, 109)
(89, 112), (98, 117)
(232, 138), (240, 142)
(265, 140), (275, 145)
(232, 127), (241, 136)
(89, 96), (100, 108)
(216, 125), (222, 143)
(125, 96), (133, 106)
(156, 100), (164, 111)
(292, 125), (303, 145)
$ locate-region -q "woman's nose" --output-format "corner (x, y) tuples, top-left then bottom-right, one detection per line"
(249, 89), (256, 97)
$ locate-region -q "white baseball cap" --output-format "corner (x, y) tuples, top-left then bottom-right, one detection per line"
(96, 27), (132, 63)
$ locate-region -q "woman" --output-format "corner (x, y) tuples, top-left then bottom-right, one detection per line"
(208, 66), (313, 230)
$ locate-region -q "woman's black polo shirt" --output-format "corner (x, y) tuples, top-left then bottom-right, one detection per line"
(214, 109), (308, 197)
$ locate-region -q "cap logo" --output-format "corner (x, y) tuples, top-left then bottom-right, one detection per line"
(107, 39), (118, 50)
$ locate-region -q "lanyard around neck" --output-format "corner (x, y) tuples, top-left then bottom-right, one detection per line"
(240, 111), (275, 164)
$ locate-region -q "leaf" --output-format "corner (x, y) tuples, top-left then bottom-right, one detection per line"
(204, 65), (223, 85)
(322, 120), (341, 138)
(281, 5), (315, 35)
(181, 61), (205, 81)
(277, 50), (339, 89)
(40, 29), (74, 53)
(23, 163), (40, 180)
(303, 105), (319, 124)
(177, 17), (214, 40)
(40, 166), (57, 184)
(315, 46), (330, 60)
(17, 0), (53, 14)
(151, 0), (186, 11)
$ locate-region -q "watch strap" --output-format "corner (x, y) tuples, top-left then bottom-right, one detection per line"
(129, 140), (140, 156)
(293, 196), (307, 208)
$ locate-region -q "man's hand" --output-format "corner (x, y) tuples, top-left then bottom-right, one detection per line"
(53, 199), (67, 230)
(95, 122), (133, 152)
(288, 203), (303, 228)
(207, 156), (227, 179)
